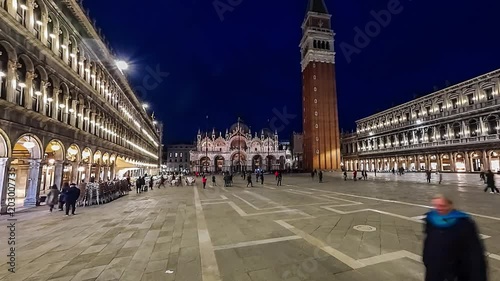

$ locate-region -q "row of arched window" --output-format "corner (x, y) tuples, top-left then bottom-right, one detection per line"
(0, 44), (157, 159)
(0, 0), (158, 149)
(358, 86), (499, 134)
(313, 40), (330, 50)
(359, 116), (500, 151)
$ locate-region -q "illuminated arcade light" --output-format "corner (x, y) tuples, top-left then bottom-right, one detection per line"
(50, 143), (61, 151)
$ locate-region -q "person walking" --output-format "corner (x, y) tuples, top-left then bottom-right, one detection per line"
(202, 176), (207, 189)
(437, 171), (443, 184)
(247, 173), (253, 187)
(149, 176), (154, 190)
(480, 170), (486, 183)
(374, 168), (377, 177)
(212, 175), (217, 187)
(136, 177), (142, 194)
(311, 171), (315, 181)
(46, 185), (60, 212)
(260, 173), (264, 185)
(318, 171), (323, 183)
(65, 183), (81, 216)
(58, 182), (70, 211)
(353, 170), (357, 181)
(275, 171), (279, 180)
(343, 171), (347, 181)
(426, 170), (432, 183)
(484, 169), (499, 194)
(158, 175), (166, 188)
(277, 172), (282, 186)
(423, 194), (487, 281)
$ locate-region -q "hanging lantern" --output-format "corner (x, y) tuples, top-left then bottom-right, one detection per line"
(23, 137), (35, 149)
(51, 142), (61, 151)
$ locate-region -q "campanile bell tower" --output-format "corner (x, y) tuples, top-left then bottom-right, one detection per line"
(300, 0), (341, 171)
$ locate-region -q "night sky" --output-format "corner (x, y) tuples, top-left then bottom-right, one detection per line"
(83, 0), (500, 144)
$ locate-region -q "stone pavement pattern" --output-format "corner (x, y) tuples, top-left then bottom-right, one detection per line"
(0, 173), (499, 281)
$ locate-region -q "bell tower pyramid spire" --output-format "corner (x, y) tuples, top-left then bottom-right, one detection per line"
(300, 0), (341, 171)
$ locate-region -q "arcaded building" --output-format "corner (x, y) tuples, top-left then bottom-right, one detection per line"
(190, 120), (287, 173)
(0, 0), (162, 210)
(343, 69), (500, 173)
(300, 0), (341, 171)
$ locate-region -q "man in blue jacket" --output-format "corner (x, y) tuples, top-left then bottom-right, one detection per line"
(423, 194), (487, 281)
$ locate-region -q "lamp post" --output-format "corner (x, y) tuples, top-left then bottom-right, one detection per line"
(267, 119), (270, 173)
(237, 118), (241, 173)
(205, 115), (208, 173)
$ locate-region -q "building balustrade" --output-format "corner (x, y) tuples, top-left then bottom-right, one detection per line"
(359, 134), (499, 155)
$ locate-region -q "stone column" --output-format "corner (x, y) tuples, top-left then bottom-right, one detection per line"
(0, 158), (11, 214)
(53, 160), (63, 189)
(71, 162), (78, 183)
(24, 159), (42, 207)
(451, 154), (456, 172)
(52, 87), (60, 120)
(482, 151), (489, 171)
(437, 155), (442, 171)
(24, 71), (34, 110)
(103, 166), (109, 181)
(77, 101), (84, 130)
(6, 60), (17, 103)
(27, 2), (35, 35)
(464, 152), (471, 172)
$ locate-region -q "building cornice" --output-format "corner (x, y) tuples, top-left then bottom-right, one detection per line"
(301, 50), (335, 71)
(356, 68), (500, 124)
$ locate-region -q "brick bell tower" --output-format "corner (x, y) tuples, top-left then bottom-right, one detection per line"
(300, 0), (341, 171)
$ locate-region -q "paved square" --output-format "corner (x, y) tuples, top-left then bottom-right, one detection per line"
(1, 173), (499, 280)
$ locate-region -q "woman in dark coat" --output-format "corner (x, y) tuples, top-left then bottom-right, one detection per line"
(58, 182), (70, 211)
(423, 195), (487, 281)
(46, 185), (60, 212)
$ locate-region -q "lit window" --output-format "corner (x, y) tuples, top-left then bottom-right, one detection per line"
(485, 88), (494, 100)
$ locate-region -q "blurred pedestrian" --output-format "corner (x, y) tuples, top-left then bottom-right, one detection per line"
(423, 194), (487, 281)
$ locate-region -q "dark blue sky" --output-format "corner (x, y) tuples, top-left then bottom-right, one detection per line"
(83, 0), (500, 144)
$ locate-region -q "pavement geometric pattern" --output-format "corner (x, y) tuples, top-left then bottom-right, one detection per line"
(1, 172), (499, 281)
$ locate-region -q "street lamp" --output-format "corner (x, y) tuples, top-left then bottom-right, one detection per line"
(115, 60), (129, 71)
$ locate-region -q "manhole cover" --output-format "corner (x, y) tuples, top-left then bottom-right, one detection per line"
(353, 225), (376, 232)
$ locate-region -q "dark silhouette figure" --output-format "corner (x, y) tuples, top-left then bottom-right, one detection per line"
(484, 170), (499, 193)
(247, 174), (253, 187)
(64, 183), (80, 216)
